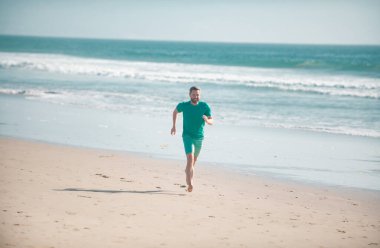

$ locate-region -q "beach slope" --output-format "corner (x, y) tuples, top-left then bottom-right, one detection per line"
(0, 138), (379, 247)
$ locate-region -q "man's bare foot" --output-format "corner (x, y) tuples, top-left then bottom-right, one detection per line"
(187, 185), (193, 192)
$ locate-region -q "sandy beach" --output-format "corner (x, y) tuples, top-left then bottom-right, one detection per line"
(0, 137), (379, 248)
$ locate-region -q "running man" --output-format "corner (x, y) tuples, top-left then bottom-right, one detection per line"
(171, 86), (213, 192)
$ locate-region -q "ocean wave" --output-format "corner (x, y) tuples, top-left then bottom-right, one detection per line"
(0, 87), (171, 113)
(0, 52), (379, 99)
(1, 86), (379, 138)
(262, 123), (380, 138)
(217, 112), (380, 138)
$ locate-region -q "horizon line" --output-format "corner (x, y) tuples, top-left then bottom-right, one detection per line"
(1, 33), (380, 47)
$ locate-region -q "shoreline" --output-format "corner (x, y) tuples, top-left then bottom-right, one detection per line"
(1, 137), (379, 247)
(1, 94), (380, 191)
(2, 133), (380, 195)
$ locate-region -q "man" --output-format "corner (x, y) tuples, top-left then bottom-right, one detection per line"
(171, 86), (213, 192)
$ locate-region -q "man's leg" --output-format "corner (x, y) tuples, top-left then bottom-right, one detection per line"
(187, 139), (203, 192)
(182, 137), (202, 192)
(193, 156), (198, 166)
(185, 153), (194, 192)
(182, 136), (193, 191)
(193, 139), (202, 168)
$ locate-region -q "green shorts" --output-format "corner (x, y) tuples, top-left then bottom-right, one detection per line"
(182, 135), (203, 157)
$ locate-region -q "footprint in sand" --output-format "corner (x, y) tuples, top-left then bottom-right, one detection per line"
(95, 173), (109, 178)
(120, 178), (134, 182)
(78, 195), (92, 199)
(98, 155), (114, 158)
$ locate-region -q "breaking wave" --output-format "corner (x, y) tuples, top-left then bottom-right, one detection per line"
(1, 52), (379, 99)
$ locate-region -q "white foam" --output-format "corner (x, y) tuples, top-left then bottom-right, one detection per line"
(0, 87), (170, 113)
(1, 52), (379, 99)
(217, 111), (380, 138)
(264, 123), (380, 138)
(1, 85), (378, 137)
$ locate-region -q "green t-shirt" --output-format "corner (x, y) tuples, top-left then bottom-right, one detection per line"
(176, 101), (212, 139)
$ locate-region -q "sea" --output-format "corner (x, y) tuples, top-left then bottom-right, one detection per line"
(1, 35), (379, 191)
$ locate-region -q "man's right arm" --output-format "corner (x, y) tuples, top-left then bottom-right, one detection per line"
(171, 108), (178, 135)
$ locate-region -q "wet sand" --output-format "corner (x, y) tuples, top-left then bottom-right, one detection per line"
(0, 137), (379, 247)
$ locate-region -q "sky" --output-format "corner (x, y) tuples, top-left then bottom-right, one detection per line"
(0, 0), (379, 45)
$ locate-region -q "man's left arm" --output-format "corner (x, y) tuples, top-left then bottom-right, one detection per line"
(203, 103), (213, 125)
(202, 115), (213, 125)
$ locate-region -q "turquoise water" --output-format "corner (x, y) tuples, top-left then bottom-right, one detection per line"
(1, 35), (379, 137)
(0, 35), (380, 190)
(1, 35), (380, 76)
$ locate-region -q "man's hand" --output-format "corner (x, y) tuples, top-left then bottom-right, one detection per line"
(202, 115), (213, 125)
(171, 126), (176, 135)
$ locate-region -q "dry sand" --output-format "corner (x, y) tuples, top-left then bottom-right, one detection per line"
(0, 137), (379, 248)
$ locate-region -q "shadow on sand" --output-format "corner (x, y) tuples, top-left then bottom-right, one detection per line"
(53, 188), (186, 196)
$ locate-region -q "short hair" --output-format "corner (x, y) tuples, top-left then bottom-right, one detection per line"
(189, 86), (200, 94)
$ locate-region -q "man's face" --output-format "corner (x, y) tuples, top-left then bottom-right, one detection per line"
(190, 90), (201, 104)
